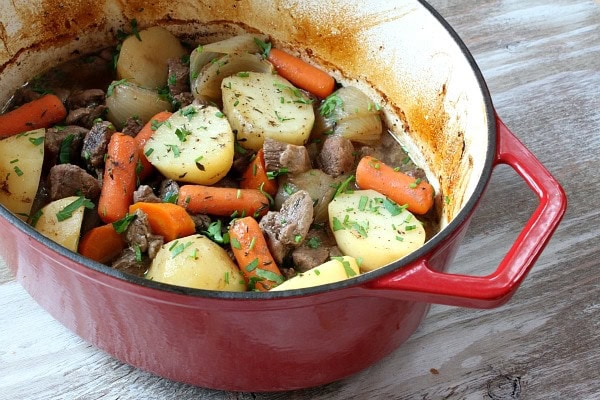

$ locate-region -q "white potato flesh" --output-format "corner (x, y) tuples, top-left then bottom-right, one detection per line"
(144, 104), (235, 185)
(146, 234), (247, 291)
(117, 26), (187, 89)
(270, 256), (360, 291)
(0, 128), (45, 219)
(328, 189), (426, 272)
(222, 72), (315, 151)
(34, 196), (87, 252)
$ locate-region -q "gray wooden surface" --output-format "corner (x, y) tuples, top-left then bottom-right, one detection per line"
(1, 0), (598, 399)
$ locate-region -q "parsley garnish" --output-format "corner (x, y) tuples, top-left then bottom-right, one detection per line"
(319, 93), (343, 117)
(59, 134), (75, 164)
(56, 197), (94, 222)
(202, 220), (230, 245)
(254, 38), (272, 58)
(112, 213), (137, 234)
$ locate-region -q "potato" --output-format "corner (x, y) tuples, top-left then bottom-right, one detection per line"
(270, 256), (360, 291)
(144, 104), (235, 185)
(116, 26), (187, 89)
(328, 189), (426, 272)
(0, 128), (45, 219)
(146, 234), (247, 291)
(34, 196), (89, 252)
(222, 72), (315, 150)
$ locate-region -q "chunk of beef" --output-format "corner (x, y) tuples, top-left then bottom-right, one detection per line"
(125, 209), (164, 259)
(47, 164), (101, 201)
(173, 92), (195, 108)
(133, 185), (161, 204)
(190, 213), (212, 231)
(44, 125), (88, 168)
(263, 138), (312, 175)
(159, 179), (179, 202)
(405, 167), (427, 182)
(66, 89), (105, 109)
(259, 190), (314, 264)
(291, 227), (343, 272)
(81, 120), (115, 172)
(121, 116), (143, 137)
(112, 248), (149, 277)
(230, 148), (256, 176)
(66, 105), (108, 129)
(317, 135), (355, 177)
(167, 57), (191, 97)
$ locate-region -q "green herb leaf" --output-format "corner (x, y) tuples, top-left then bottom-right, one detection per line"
(319, 93), (343, 117)
(254, 37), (272, 58)
(59, 134), (75, 164)
(56, 196), (94, 222)
(383, 197), (407, 216)
(112, 213), (137, 233)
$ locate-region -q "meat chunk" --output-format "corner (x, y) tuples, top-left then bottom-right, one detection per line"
(167, 57), (191, 97)
(133, 185), (161, 204)
(44, 125), (88, 168)
(112, 248), (149, 277)
(66, 105), (108, 129)
(125, 209), (164, 259)
(291, 227), (343, 272)
(121, 116), (143, 137)
(81, 120), (115, 173)
(317, 135), (355, 177)
(259, 190), (314, 264)
(66, 89), (105, 109)
(47, 164), (101, 201)
(263, 138), (312, 175)
(159, 179), (179, 202)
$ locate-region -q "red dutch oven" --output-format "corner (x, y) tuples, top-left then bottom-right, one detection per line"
(0, 0), (566, 392)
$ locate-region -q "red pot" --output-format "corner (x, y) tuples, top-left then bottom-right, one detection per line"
(0, 0), (566, 392)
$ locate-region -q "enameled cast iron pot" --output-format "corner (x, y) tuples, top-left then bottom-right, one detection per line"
(0, 0), (566, 391)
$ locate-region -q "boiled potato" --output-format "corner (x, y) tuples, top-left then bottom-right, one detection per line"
(222, 72), (315, 150)
(34, 196), (89, 252)
(144, 104), (235, 185)
(146, 234), (247, 291)
(0, 128), (45, 219)
(117, 26), (187, 89)
(328, 189), (426, 272)
(193, 53), (274, 105)
(270, 256), (360, 291)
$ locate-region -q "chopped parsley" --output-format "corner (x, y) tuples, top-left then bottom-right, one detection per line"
(56, 197), (94, 222)
(112, 213), (137, 234)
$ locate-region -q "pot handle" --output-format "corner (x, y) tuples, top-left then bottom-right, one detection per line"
(366, 116), (567, 309)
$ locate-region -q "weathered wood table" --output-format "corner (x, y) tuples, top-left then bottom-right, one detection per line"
(1, 0), (598, 399)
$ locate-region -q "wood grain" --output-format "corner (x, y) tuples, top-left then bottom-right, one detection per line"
(1, 1), (599, 399)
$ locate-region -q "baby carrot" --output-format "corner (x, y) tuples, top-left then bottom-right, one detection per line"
(98, 133), (140, 223)
(355, 155), (435, 215)
(134, 111), (172, 180)
(229, 216), (284, 291)
(267, 48), (335, 99)
(129, 202), (196, 242)
(177, 185), (270, 218)
(0, 94), (67, 137)
(240, 149), (278, 196)
(78, 223), (126, 264)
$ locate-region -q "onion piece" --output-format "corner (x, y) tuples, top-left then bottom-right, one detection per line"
(189, 34), (269, 92)
(313, 86), (383, 144)
(192, 53), (274, 104)
(106, 80), (172, 129)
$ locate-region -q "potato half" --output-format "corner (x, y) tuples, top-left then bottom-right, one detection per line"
(34, 196), (89, 252)
(0, 128), (45, 219)
(328, 189), (426, 272)
(222, 72), (315, 150)
(146, 234), (247, 291)
(270, 256), (360, 291)
(144, 104), (235, 185)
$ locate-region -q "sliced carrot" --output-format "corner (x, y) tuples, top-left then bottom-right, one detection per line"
(98, 133), (139, 223)
(240, 149), (278, 196)
(134, 111), (172, 180)
(78, 223), (126, 264)
(355, 155), (435, 215)
(229, 216), (284, 291)
(177, 185), (270, 218)
(267, 48), (335, 99)
(0, 94), (67, 137)
(129, 202), (196, 242)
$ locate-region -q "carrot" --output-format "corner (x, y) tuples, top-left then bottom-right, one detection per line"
(129, 202), (196, 242)
(177, 185), (270, 218)
(267, 48), (335, 99)
(98, 133), (139, 223)
(0, 94), (67, 137)
(78, 223), (126, 264)
(134, 111), (172, 180)
(355, 156), (435, 215)
(240, 149), (278, 196)
(229, 216), (284, 291)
